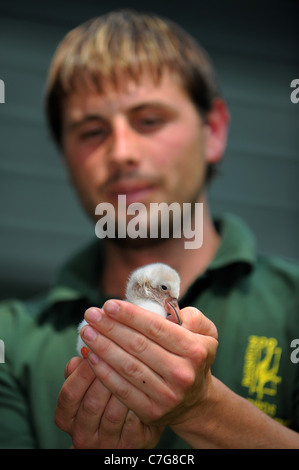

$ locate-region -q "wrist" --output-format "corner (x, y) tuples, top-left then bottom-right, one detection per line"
(170, 374), (299, 449)
(169, 372), (220, 448)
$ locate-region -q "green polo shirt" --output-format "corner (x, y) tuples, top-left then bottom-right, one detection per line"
(0, 213), (299, 448)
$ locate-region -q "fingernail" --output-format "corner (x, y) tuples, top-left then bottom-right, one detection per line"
(85, 307), (102, 323)
(83, 326), (97, 342)
(104, 300), (119, 316)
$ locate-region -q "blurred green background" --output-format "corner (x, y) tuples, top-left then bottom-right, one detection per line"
(0, 0), (298, 300)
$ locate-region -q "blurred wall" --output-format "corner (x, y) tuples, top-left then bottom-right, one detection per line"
(0, 0), (298, 299)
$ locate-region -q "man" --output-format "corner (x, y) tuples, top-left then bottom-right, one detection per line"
(0, 9), (299, 448)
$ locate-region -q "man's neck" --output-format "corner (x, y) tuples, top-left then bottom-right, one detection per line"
(100, 200), (220, 299)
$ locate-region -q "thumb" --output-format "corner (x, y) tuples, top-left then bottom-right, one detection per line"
(180, 306), (218, 339)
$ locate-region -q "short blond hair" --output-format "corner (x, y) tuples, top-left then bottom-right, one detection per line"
(45, 9), (220, 150)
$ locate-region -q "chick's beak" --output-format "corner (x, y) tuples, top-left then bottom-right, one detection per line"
(164, 296), (182, 325)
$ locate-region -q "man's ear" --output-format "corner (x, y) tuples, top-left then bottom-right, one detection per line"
(205, 98), (230, 164)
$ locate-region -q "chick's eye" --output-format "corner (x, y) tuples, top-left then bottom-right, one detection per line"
(161, 285), (168, 291)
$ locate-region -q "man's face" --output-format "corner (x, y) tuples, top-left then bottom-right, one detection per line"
(61, 71), (216, 228)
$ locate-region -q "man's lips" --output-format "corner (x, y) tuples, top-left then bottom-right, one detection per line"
(105, 182), (157, 204)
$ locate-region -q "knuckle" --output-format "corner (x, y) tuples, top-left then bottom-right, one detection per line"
(72, 431), (88, 449)
(81, 394), (100, 416)
(103, 316), (116, 333)
(97, 361), (113, 383)
(190, 342), (209, 363)
(59, 384), (77, 405)
(54, 409), (68, 433)
(94, 335), (111, 355)
(124, 304), (135, 323)
(148, 386), (181, 421)
(177, 337), (208, 366)
(145, 315), (165, 340)
(114, 380), (131, 402)
(122, 357), (140, 377)
(196, 343), (209, 364)
(172, 364), (196, 390)
(144, 403), (163, 424)
(164, 387), (181, 408)
(145, 397), (175, 424)
(103, 406), (124, 427)
(124, 409), (138, 427)
(130, 333), (148, 355)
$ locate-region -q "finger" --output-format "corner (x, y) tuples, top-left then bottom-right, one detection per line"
(85, 303), (191, 357)
(81, 326), (218, 426)
(71, 379), (112, 448)
(82, 325), (173, 399)
(118, 410), (164, 449)
(97, 395), (130, 448)
(83, 304), (217, 374)
(82, 308), (180, 381)
(180, 306), (218, 339)
(55, 358), (95, 433)
(81, 304), (218, 423)
(65, 356), (83, 379)
(82, 324), (216, 421)
(83, 354), (162, 424)
(103, 300), (218, 344)
(82, 314), (209, 401)
(106, 300), (219, 362)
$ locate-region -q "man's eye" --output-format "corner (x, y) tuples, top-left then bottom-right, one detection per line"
(134, 116), (165, 133)
(80, 129), (107, 140)
(141, 117), (162, 125)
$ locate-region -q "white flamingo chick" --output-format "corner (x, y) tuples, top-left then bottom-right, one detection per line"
(77, 262), (182, 358)
(125, 263), (182, 324)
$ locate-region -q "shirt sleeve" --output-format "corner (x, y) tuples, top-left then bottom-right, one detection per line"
(0, 363), (37, 448)
(0, 301), (37, 448)
(291, 358), (299, 432)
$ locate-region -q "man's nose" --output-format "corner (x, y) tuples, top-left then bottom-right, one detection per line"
(108, 118), (141, 167)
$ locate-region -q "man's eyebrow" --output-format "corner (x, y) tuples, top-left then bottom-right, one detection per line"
(65, 102), (175, 131)
(66, 114), (104, 131)
(131, 101), (174, 112)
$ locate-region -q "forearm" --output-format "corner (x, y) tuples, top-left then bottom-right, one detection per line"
(171, 375), (299, 449)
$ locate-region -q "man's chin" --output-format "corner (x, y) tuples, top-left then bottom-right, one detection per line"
(105, 234), (172, 250)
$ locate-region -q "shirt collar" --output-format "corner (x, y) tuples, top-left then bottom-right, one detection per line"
(209, 213), (257, 271)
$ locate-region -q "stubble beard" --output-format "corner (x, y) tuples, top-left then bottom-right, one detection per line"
(106, 183), (205, 250)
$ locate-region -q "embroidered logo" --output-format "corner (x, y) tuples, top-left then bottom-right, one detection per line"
(242, 335), (282, 400)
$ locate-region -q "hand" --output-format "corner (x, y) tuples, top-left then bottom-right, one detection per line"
(55, 356), (163, 449)
(80, 300), (218, 427)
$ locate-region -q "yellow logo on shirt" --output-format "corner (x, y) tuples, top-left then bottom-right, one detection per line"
(242, 335), (282, 400)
